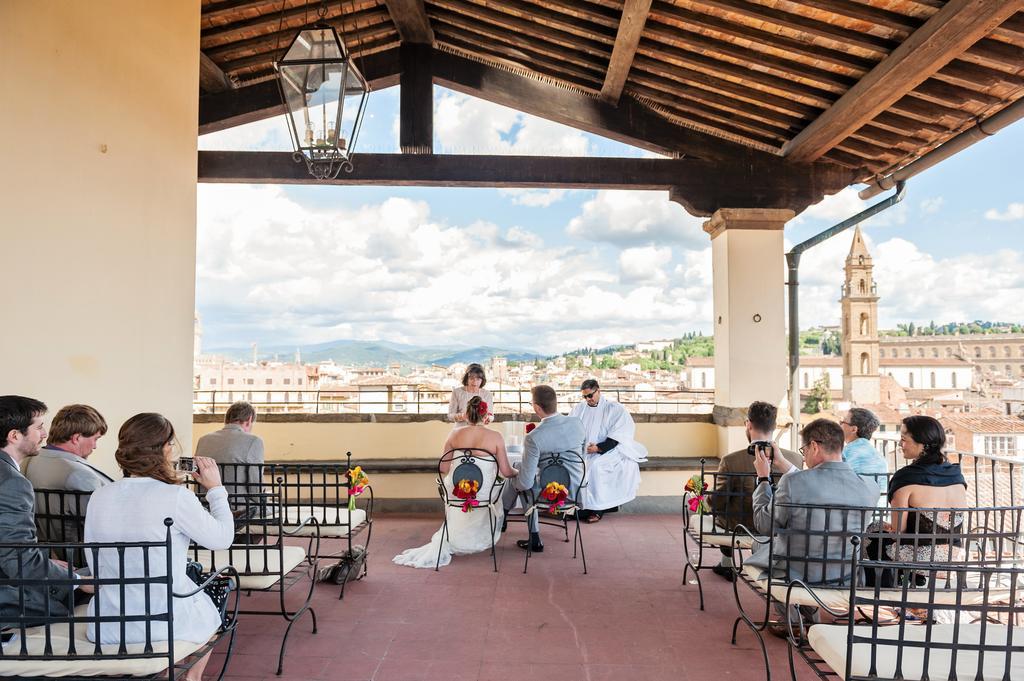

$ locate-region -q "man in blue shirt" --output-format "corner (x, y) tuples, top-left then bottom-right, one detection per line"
(839, 407), (889, 494)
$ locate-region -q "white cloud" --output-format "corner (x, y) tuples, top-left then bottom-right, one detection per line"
(794, 229), (1024, 329)
(433, 91), (591, 156)
(619, 246), (672, 284)
(920, 197), (944, 214)
(566, 190), (706, 248)
(794, 186), (907, 228)
(985, 202), (1024, 221)
(498, 188), (571, 207)
(197, 185), (716, 353)
(198, 115), (292, 152)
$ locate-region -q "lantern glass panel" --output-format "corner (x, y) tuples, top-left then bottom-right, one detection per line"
(279, 26), (349, 160)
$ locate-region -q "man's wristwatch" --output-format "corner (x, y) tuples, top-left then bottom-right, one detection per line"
(756, 476), (771, 486)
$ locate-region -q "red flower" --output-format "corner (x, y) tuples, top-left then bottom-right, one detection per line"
(525, 423), (536, 434)
(478, 400), (488, 417)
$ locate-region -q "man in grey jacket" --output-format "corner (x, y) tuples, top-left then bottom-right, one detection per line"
(745, 418), (879, 635)
(24, 403), (112, 493)
(22, 404), (111, 553)
(0, 396), (76, 624)
(194, 401), (264, 514)
(505, 385), (586, 553)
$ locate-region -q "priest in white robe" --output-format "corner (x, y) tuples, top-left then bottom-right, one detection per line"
(569, 379), (647, 521)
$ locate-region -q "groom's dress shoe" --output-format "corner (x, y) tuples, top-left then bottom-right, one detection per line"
(516, 539), (544, 552)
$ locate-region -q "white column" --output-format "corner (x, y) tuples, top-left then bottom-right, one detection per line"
(704, 209), (793, 455)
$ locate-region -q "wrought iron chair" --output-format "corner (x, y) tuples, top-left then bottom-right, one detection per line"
(732, 502), (1024, 681)
(681, 459), (787, 610)
(520, 449), (587, 575)
(189, 490), (319, 676)
(785, 538), (1024, 681)
(436, 448), (507, 572)
(32, 488), (92, 568)
(0, 520), (240, 681)
(221, 456), (375, 600)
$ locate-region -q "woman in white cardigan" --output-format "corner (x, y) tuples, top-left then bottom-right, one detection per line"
(84, 413), (234, 681)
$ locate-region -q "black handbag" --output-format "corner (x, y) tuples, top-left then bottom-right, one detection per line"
(185, 560), (235, 627)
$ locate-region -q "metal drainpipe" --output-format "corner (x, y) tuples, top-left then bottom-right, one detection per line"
(786, 181), (907, 445)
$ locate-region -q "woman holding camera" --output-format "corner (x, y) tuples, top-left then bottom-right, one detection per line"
(84, 413), (234, 681)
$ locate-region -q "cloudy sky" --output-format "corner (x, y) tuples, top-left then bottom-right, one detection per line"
(197, 87), (1024, 355)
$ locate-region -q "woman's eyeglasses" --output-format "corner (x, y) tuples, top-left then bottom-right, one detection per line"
(582, 391), (599, 400)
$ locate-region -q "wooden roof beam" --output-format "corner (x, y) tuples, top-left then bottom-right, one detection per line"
(429, 48), (739, 161)
(384, 0), (435, 44)
(199, 51), (233, 94)
(784, 0), (1024, 163)
(199, 48), (401, 135)
(197, 150), (856, 217)
(600, 0), (652, 104)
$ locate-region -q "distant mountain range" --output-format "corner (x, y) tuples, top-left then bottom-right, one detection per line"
(205, 339), (545, 367)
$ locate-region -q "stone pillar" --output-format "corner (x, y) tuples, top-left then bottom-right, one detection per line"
(704, 209), (793, 455)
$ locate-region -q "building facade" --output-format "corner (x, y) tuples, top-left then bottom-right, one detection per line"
(840, 226), (881, 404)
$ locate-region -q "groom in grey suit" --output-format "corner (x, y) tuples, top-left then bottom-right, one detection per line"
(504, 385), (586, 553)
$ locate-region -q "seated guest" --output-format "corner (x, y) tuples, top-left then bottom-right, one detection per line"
(709, 401), (802, 582)
(746, 419), (879, 636)
(23, 403), (112, 558)
(839, 407), (889, 493)
(194, 401), (264, 511)
(864, 415), (967, 587)
(24, 403), (112, 492)
(0, 396), (76, 624)
(84, 413), (234, 681)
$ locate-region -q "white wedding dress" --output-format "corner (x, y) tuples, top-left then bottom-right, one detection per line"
(393, 456), (504, 569)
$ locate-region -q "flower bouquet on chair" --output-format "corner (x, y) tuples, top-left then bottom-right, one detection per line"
(453, 478), (481, 513)
(684, 474), (710, 515)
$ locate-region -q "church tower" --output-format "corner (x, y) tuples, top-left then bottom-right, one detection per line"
(841, 226), (880, 404)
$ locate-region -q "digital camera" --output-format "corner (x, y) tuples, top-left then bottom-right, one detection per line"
(746, 440), (774, 460)
(175, 456), (198, 474)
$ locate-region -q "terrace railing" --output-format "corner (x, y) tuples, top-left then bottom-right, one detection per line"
(192, 387), (713, 416)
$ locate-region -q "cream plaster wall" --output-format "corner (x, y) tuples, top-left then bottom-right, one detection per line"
(190, 419), (719, 462)
(0, 2), (200, 476)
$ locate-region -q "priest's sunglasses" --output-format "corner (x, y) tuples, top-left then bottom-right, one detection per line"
(581, 390), (600, 400)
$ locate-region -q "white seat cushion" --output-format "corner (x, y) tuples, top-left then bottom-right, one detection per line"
(194, 545), (307, 590)
(0, 605), (205, 677)
(698, 515), (754, 549)
(258, 505), (368, 538)
(742, 564), (1011, 611)
(808, 623), (1024, 681)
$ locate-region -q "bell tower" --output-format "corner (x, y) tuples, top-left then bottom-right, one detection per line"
(841, 226), (880, 404)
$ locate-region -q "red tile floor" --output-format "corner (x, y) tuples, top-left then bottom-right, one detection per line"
(206, 514), (818, 681)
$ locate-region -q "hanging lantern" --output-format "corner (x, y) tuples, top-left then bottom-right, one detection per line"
(276, 7), (369, 179)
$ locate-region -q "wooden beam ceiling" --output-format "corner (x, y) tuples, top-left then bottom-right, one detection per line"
(429, 49), (743, 161)
(784, 0), (1024, 162)
(384, 0), (435, 43)
(600, 0), (652, 103)
(197, 150), (856, 217)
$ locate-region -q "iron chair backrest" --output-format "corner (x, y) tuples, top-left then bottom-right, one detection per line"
(535, 449), (586, 508)
(32, 488), (93, 567)
(439, 448), (506, 508)
(264, 453), (372, 525)
(839, 545), (1024, 681)
(188, 490), (309, 579)
(0, 521), (178, 678)
(211, 461), (268, 517)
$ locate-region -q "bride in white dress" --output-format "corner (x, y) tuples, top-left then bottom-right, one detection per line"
(393, 396), (519, 569)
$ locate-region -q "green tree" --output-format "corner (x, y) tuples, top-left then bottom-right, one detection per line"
(803, 373), (832, 414)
